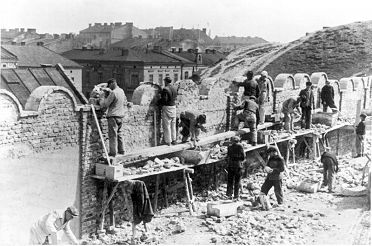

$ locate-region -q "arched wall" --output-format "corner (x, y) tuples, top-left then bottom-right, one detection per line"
(294, 73), (310, 90)
(311, 72), (328, 109)
(339, 77), (360, 118)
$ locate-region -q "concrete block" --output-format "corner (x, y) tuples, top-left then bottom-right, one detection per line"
(207, 201), (244, 217)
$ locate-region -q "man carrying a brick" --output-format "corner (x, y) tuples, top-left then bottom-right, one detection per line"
(226, 136), (246, 200)
(281, 97), (302, 132)
(321, 80), (337, 112)
(232, 96), (259, 146)
(99, 78), (126, 157)
(299, 81), (315, 129)
(233, 70), (260, 101)
(159, 76), (178, 146)
(256, 71), (269, 125)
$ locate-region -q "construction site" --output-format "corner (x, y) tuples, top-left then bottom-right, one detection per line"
(0, 20), (372, 245)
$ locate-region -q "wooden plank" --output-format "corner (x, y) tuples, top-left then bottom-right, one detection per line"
(99, 181), (108, 231)
(183, 169), (194, 215)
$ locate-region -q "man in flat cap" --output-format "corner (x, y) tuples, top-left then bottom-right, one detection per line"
(30, 206), (79, 244)
(256, 71), (269, 124)
(99, 78), (126, 159)
(159, 76), (178, 146)
(226, 136), (246, 200)
(299, 81), (315, 129)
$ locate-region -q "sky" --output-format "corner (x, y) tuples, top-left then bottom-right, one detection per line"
(1, 0), (372, 43)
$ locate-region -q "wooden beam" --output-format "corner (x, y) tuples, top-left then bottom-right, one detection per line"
(153, 175), (160, 213)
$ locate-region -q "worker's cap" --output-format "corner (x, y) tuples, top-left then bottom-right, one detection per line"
(266, 146), (279, 154)
(306, 81), (312, 86)
(164, 77), (172, 83)
(66, 206), (79, 217)
(231, 136), (241, 143)
(249, 96), (256, 100)
(245, 71), (253, 77)
(360, 113), (367, 118)
(107, 78), (117, 84)
(260, 71), (268, 77)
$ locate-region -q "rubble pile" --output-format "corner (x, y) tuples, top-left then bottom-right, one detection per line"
(122, 157), (182, 176)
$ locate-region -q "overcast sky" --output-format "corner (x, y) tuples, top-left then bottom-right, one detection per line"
(1, 0), (371, 43)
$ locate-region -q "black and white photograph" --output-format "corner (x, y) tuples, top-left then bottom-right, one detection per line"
(0, 0), (371, 245)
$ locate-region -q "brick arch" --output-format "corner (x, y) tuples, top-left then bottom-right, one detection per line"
(0, 89), (22, 122)
(25, 86), (78, 112)
(328, 79), (341, 109)
(339, 78), (355, 92)
(350, 77), (365, 92)
(131, 82), (161, 106)
(273, 73), (295, 90)
(294, 73), (310, 89)
(310, 72), (328, 88)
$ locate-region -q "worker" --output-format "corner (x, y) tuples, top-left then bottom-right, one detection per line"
(233, 70), (260, 101)
(261, 146), (285, 205)
(256, 71), (269, 124)
(355, 113), (367, 157)
(321, 80), (337, 112)
(232, 96), (259, 146)
(99, 78), (126, 158)
(29, 206), (79, 245)
(226, 136), (246, 200)
(179, 110), (207, 143)
(320, 146), (339, 193)
(299, 81), (315, 129)
(159, 77), (178, 146)
(281, 97), (302, 131)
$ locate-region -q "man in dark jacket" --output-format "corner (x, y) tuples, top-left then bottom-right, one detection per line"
(320, 80), (337, 112)
(261, 146), (285, 205)
(320, 146), (339, 193)
(179, 110), (207, 143)
(233, 71), (260, 101)
(232, 96), (259, 145)
(355, 113), (367, 157)
(226, 136), (246, 199)
(159, 77), (178, 145)
(299, 81), (315, 129)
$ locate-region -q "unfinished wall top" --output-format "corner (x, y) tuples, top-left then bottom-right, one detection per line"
(339, 78), (355, 92)
(310, 72), (328, 88)
(273, 73), (295, 90)
(294, 73), (310, 89)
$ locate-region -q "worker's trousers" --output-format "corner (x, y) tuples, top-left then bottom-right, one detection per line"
(258, 92), (267, 124)
(234, 112), (257, 144)
(226, 166), (243, 199)
(301, 106), (312, 129)
(108, 116), (125, 156)
(322, 162), (336, 192)
(322, 100), (337, 113)
(180, 118), (200, 142)
(261, 178), (283, 204)
(283, 112), (294, 131)
(356, 134), (365, 156)
(162, 106), (177, 144)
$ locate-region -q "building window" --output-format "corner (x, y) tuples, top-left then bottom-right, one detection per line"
(2, 64), (6, 68)
(149, 74), (154, 82)
(159, 74), (163, 86)
(185, 71), (189, 79)
(174, 73), (178, 82)
(130, 73), (139, 88)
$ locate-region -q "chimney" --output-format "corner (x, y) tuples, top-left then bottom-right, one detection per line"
(89, 23), (92, 27)
(202, 28), (207, 33)
(11, 41), (16, 45)
(94, 23), (100, 26)
(27, 28), (36, 34)
(20, 42), (26, 46)
(114, 22), (122, 26)
(121, 49), (129, 56)
(178, 47), (183, 53)
(20, 28), (25, 32)
(126, 22), (133, 38)
(104, 23), (107, 26)
(15, 28), (19, 32)
(171, 47), (176, 53)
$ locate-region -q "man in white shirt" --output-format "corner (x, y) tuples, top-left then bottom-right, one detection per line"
(29, 206), (79, 245)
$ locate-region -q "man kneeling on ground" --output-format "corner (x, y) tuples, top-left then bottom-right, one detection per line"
(261, 146), (285, 205)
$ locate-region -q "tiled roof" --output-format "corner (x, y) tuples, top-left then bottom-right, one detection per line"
(80, 25), (114, 33)
(1, 45), (82, 68)
(62, 48), (184, 65)
(1, 47), (18, 61)
(0, 67), (86, 108)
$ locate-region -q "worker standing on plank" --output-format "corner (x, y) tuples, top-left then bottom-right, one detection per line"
(320, 146), (339, 193)
(159, 77), (178, 146)
(281, 97), (302, 131)
(179, 110), (207, 143)
(233, 70), (260, 101)
(299, 81), (315, 129)
(226, 136), (246, 200)
(261, 146), (285, 205)
(256, 71), (269, 125)
(99, 78), (126, 157)
(355, 113), (367, 158)
(321, 80), (337, 112)
(232, 96), (259, 146)
(29, 206), (79, 245)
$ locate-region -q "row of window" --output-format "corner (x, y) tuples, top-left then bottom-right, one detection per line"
(148, 71), (190, 84)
